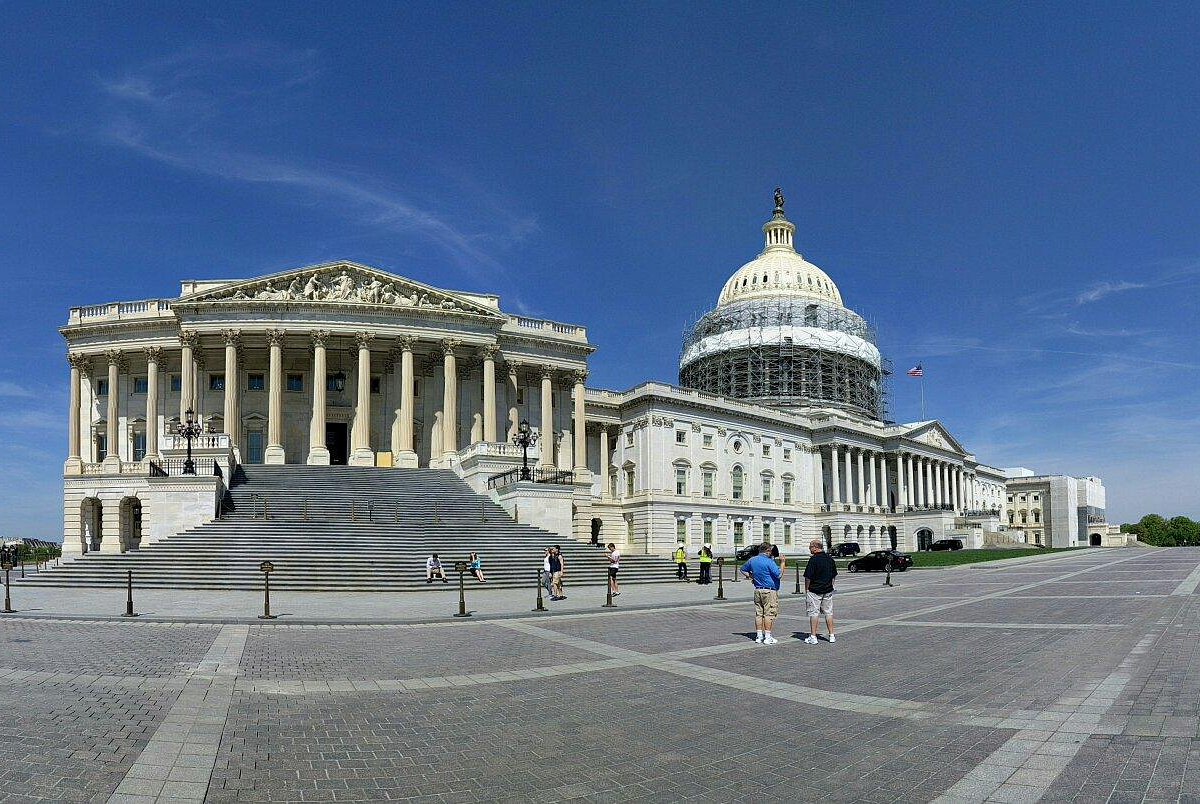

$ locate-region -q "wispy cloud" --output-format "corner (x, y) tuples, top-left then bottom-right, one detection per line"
(1075, 280), (1147, 305)
(0, 382), (34, 398)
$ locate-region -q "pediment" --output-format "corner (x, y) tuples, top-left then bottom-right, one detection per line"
(177, 262), (504, 318)
(902, 421), (966, 454)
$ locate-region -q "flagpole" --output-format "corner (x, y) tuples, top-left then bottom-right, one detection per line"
(920, 375), (926, 420)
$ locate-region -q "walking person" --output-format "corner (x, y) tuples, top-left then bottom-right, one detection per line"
(606, 542), (621, 596)
(425, 553), (448, 583)
(541, 547), (554, 597)
(802, 539), (837, 644)
(674, 545), (689, 580)
(468, 551), (486, 583)
(549, 545), (567, 600)
(741, 542), (782, 644)
(698, 545), (713, 584)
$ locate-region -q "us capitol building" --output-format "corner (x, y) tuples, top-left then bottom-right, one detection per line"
(58, 191), (1112, 557)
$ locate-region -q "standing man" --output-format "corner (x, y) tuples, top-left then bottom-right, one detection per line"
(802, 539), (837, 644)
(674, 544), (689, 581)
(606, 542), (621, 597)
(549, 545), (566, 600)
(740, 542), (782, 644)
(697, 545), (712, 584)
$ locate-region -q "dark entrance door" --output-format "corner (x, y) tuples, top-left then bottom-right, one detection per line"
(325, 423), (349, 465)
(916, 528), (933, 551)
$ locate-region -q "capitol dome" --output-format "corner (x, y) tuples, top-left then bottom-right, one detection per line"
(679, 190), (888, 420)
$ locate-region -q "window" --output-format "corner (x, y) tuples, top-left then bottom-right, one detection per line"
(132, 377), (149, 394)
(1032, 494), (1040, 501)
(132, 431), (146, 461)
(783, 447), (792, 461)
(1008, 511), (1015, 524)
(370, 376), (381, 394)
(675, 430), (687, 445)
(414, 379), (421, 398)
(625, 469), (635, 496)
(762, 522), (771, 541)
(625, 431), (634, 447)
(1007, 494), (1014, 503)
(95, 432), (108, 461)
(209, 374), (225, 392)
(702, 470), (714, 498)
(675, 467), (688, 495)
(247, 373), (265, 391)
(761, 477), (772, 502)
(609, 472), (617, 498)
(676, 520), (687, 545)
(732, 440), (742, 453)
(763, 443), (771, 458)
(782, 479), (793, 504)
(246, 430), (265, 464)
(1020, 510), (1028, 524)
(703, 433), (713, 448)
(731, 467), (744, 500)
(1019, 494), (1027, 503)
(1033, 509), (1041, 523)
(286, 374), (303, 392)
(733, 521), (745, 546)
(783, 523), (792, 546)
(95, 379), (109, 396)
(703, 520), (714, 542)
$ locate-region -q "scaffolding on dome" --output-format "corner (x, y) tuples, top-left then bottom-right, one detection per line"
(679, 297), (890, 421)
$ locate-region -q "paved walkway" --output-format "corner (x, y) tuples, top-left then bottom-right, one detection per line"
(0, 547), (1197, 802)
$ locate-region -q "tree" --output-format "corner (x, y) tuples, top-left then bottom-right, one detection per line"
(1122, 513), (1200, 546)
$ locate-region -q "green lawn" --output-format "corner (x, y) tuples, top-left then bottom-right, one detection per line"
(906, 547), (1076, 568)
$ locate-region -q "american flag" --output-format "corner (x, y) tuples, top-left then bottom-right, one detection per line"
(907, 364), (924, 378)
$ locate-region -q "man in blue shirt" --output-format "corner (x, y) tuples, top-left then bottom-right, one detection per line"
(741, 542), (782, 644)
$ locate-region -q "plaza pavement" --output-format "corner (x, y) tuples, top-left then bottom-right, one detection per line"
(0, 547), (1197, 803)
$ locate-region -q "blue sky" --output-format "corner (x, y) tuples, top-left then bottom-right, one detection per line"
(2, 2), (1198, 537)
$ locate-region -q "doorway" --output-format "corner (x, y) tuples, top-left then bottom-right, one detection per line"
(590, 518), (602, 545)
(1089, 533), (1102, 546)
(325, 423), (349, 465)
(916, 528), (934, 551)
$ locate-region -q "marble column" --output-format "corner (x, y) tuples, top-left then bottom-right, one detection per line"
(145, 347), (163, 462)
(350, 332), (375, 466)
(220, 330), (240, 457)
(395, 336), (418, 468)
(539, 365), (555, 469)
(844, 447), (854, 506)
(877, 451), (887, 507)
(954, 467), (962, 512)
(599, 427), (610, 498)
(307, 331), (330, 465)
(65, 354), (86, 473)
(179, 331), (197, 420)
(830, 445), (840, 505)
(264, 329), (286, 464)
(896, 453), (906, 509)
(505, 362), (521, 441)
(103, 350), (122, 468)
(813, 446), (825, 504)
(866, 450), (876, 508)
(482, 345), (499, 443)
(440, 339), (459, 461)
(855, 449), (865, 505)
(572, 369), (587, 475)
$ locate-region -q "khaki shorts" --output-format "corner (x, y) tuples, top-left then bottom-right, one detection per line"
(806, 591), (834, 618)
(753, 589), (779, 618)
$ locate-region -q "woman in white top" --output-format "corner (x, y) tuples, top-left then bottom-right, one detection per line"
(605, 542), (621, 596)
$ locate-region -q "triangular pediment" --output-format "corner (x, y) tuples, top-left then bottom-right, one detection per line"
(900, 421), (967, 454)
(177, 261), (504, 318)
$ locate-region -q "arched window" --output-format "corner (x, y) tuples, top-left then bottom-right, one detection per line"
(731, 466), (744, 500)
(1020, 510), (1028, 524)
(1032, 509), (1041, 523)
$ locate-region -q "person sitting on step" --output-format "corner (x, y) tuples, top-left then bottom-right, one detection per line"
(426, 553), (448, 583)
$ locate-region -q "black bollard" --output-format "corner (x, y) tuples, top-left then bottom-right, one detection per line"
(532, 570), (547, 612)
(258, 561), (277, 620)
(793, 562), (803, 595)
(884, 567), (894, 587)
(2, 565), (12, 613)
(121, 570), (138, 617)
(602, 576), (617, 608)
(453, 562), (472, 618)
(714, 558), (726, 601)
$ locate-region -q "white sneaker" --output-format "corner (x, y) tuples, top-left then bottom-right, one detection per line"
(803, 635), (818, 645)
(828, 634), (836, 643)
(763, 636), (779, 645)
(754, 635), (764, 644)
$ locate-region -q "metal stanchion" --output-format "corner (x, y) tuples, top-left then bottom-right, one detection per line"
(121, 570), (138, 617)
(793, 562), (803, 595)
(2, 561), (13, 613)
(884, 567), (895, 587)
(714, 558), (726, 601)
(258, 561), (277, 620)
(532, 570), (547, 612)
(453, 561), (472, 617)
(602, 575), (617, 608)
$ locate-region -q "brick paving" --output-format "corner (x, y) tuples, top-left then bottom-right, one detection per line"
(0, 547), (1196, 802)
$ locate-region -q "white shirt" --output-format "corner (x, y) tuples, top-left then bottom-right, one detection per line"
(426, 556), (441, 570)
(608, 550), (621, 569)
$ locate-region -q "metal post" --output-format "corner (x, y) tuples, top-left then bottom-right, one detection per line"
(258, 565), (277, 620)
(122, 570), (138, 617)
(532, 570), (547, 612)
(714, 558), (726, 601)
(793, 562), (803, 595)
(2, 568), (11, 613)
(602, 576), (617, 608)
(453, 564), (471, 617)
(19, 549), (25, 579)
(884, 567), (894, 587)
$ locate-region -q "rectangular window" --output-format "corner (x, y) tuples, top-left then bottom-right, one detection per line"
(675, 430), (687, 445)
(132, 377), (148, 394)
(703, 433), (713, 448)
(209, 374), (225, 392)
(95, 379), (109, 396)
(703, 520), (713, 542)
(170, 375), (181, 392)
(676, 520), (687, 544)
(515, 386), (523, 404)
(762, 522), (771, 541)
(783, 480), (793, 504)
(609, 472), (617, 498)
(132, 431), (146, 461)
(246, 430), (265, 464)
(732, 472), (743, 500)
(783, 447), (792, 461)
(625, 431), (634, 447)
(733, 521), (745, 546)
(762, 444), (771, 458)
(783, 523), (792, 546)
(625, 469), (635, 496)
(370, 376), (381, 394)
(95, 432), (108, 461)
(247, 373), (265, 391)
(286, 374), (303, 392)
(414, 379), (421, 398)
(702, 470), (714, 498)
(761, 478), (771, 502)
(675, 467), (688, 495)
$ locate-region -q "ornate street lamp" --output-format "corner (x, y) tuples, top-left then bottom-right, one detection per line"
(179, 407), (203, 475)
(512, 418), (539, 481)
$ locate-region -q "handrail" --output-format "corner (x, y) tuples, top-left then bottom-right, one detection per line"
(488, 467), (576, 490)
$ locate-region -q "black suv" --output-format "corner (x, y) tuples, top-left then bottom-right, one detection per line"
(930, 538), (964, 551)
(831, 542), (861, 558)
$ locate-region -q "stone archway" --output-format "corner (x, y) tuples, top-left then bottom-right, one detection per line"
(119, 497), (143, 552)
(590, 517), (602, 546)
(888, 526), (898, 550)
(916, 527), (934, 551)
(80, 497), (103, 553)
(1089, 532), (1102, 547)
(822, 525), (832, 551)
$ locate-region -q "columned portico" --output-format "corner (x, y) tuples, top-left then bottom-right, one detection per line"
(350, 331), (375, 466)
(307, 331), (331, 465)
(264, 328), (286, 464)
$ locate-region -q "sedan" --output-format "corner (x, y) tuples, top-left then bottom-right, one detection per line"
(847, 550), (912, 573)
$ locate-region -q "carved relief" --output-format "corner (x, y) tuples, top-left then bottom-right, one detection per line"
(213, 266), (481, 312)
(222, 329), (242, 348)
(310, 330), (330, 349)
(265, 329), (286, 347)
(651, 415), (674, 428)
(104, 349), (126, 370)
(67, 353), (91, 373)
(396, 335), (418, 352)
(354, 332), (376, 350)
(480, 343), (501, 360)
(143, 346), (165, 365)
(179, 330), (199, 350)
(571, 368), (589, 385)
(539, 364), (555, 381)
(440, 338), (461, 357)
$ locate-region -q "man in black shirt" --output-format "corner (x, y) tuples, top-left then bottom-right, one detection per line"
(802, 539), (837, 644)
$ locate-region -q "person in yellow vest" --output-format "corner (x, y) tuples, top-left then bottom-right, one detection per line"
(697, 545), (713, 585)
(674, 545), (689, 581)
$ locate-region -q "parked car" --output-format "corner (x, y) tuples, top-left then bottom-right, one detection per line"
(847, 550), (912, 573)
(831, 542), (861, 558)
(930, 538), (964, 551)
(734, 544), (764, 562)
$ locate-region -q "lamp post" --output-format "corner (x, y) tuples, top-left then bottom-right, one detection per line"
(512, 418), (539, 481)
(179, 407), (203, 475)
